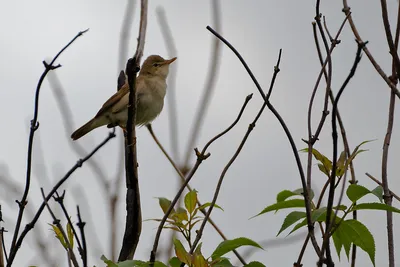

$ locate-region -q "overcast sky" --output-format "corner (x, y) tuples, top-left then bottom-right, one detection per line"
(1, 1), (400, 266)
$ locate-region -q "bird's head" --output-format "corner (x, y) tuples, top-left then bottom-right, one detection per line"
(140, 55), (177, 79)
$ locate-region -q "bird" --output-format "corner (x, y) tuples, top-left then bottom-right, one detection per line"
(71, 55), (177, 140)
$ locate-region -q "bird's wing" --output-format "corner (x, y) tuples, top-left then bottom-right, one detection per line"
(94, 82), (129, 117)
(110, 76), (147, 113)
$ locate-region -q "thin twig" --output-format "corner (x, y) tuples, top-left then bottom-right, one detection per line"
(40, 189), (79, 267)
(53, 191), (84, 258)
(319, 41), (366, 267)
(118, 0), (148, 260)
(183, 0), (222, 168)
(146, 125), (247, 265)
(380, 0), (400, 79)
(189, 50), (282, 257)
(6, 130), (115, 267)
(76, 206), (87, 267)
(342, 1), (400, 98)
(149, 93), (253, 264)
(9, 29), (89, 256)
(366, 173), (400, 202)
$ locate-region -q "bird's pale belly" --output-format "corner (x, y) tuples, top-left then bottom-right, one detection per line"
(109, 98), (164, 127)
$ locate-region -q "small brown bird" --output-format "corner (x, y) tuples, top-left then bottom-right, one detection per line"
(71, 55), (177, 140)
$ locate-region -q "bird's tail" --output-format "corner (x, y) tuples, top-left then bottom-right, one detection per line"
(71, 118), (104, 140)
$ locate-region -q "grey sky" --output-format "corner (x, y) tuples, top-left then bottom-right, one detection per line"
(1, 0), (400, 266)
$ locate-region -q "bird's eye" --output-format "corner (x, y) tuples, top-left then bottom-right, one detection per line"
(153, 63), (160, 67)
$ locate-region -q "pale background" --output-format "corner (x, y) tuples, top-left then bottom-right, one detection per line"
(1, 1), (400, 266)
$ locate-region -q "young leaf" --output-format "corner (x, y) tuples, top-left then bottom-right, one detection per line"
(253, 199), (305, 218)
(346, 184), (371, 203)
(277, 211), (307, 236)
(184, 190), (198, 215)
(371, 186), (383, 203)
(173, 238), (191, 265)
(211, 237), (262, 260)
(193, 243), (208, 267)
(49, 224), (67, 249)
(351, 203), (400, 213)
(342, 140), (374, 173)
(318, 163), (330, 176)
(158, 197), (175, 216)
(173, 207), (189, 222)
(341, 219), (375, 266)
(197, 202), (224, 212)
(301, 148), (332, 173)
(244, 262), (266, 267)
(336, 151), (347, 176)
(67, 222), (74, 249)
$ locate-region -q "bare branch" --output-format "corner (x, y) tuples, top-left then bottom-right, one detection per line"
(8, 28), (89, 266)
(118, 0), (148, 261)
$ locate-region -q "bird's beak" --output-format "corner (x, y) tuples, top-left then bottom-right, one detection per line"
(162, 57), (177, 65)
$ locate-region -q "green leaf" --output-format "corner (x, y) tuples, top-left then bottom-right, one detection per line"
(169, 257), (182, 267)
(311, 207), (327, 222)
(288, 208), (337, 236)
(276, 189), (314, 203)
(244, 261), (266, 267)
(253, 199), (305, 218)
(333, 205), (347, 211)
(341, 220), (376, 266)
(277, 211), (307, 236)
(331, 223), (352, 260)
(193, 243), (208, 267)
(173, 238), (191, 265)
(292, 188), (314, 200)
(212, 258), (234, 267)
(371, 186), (383, 203)
(158, 197), (175, 216)
(351, 203), (400, 213)
(346, 184), (371, 202)
(276, 190), (297, 202)
(211, 237), (262, 260)
(332, 230), (342, 260)
(184, 190), (198, 215)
